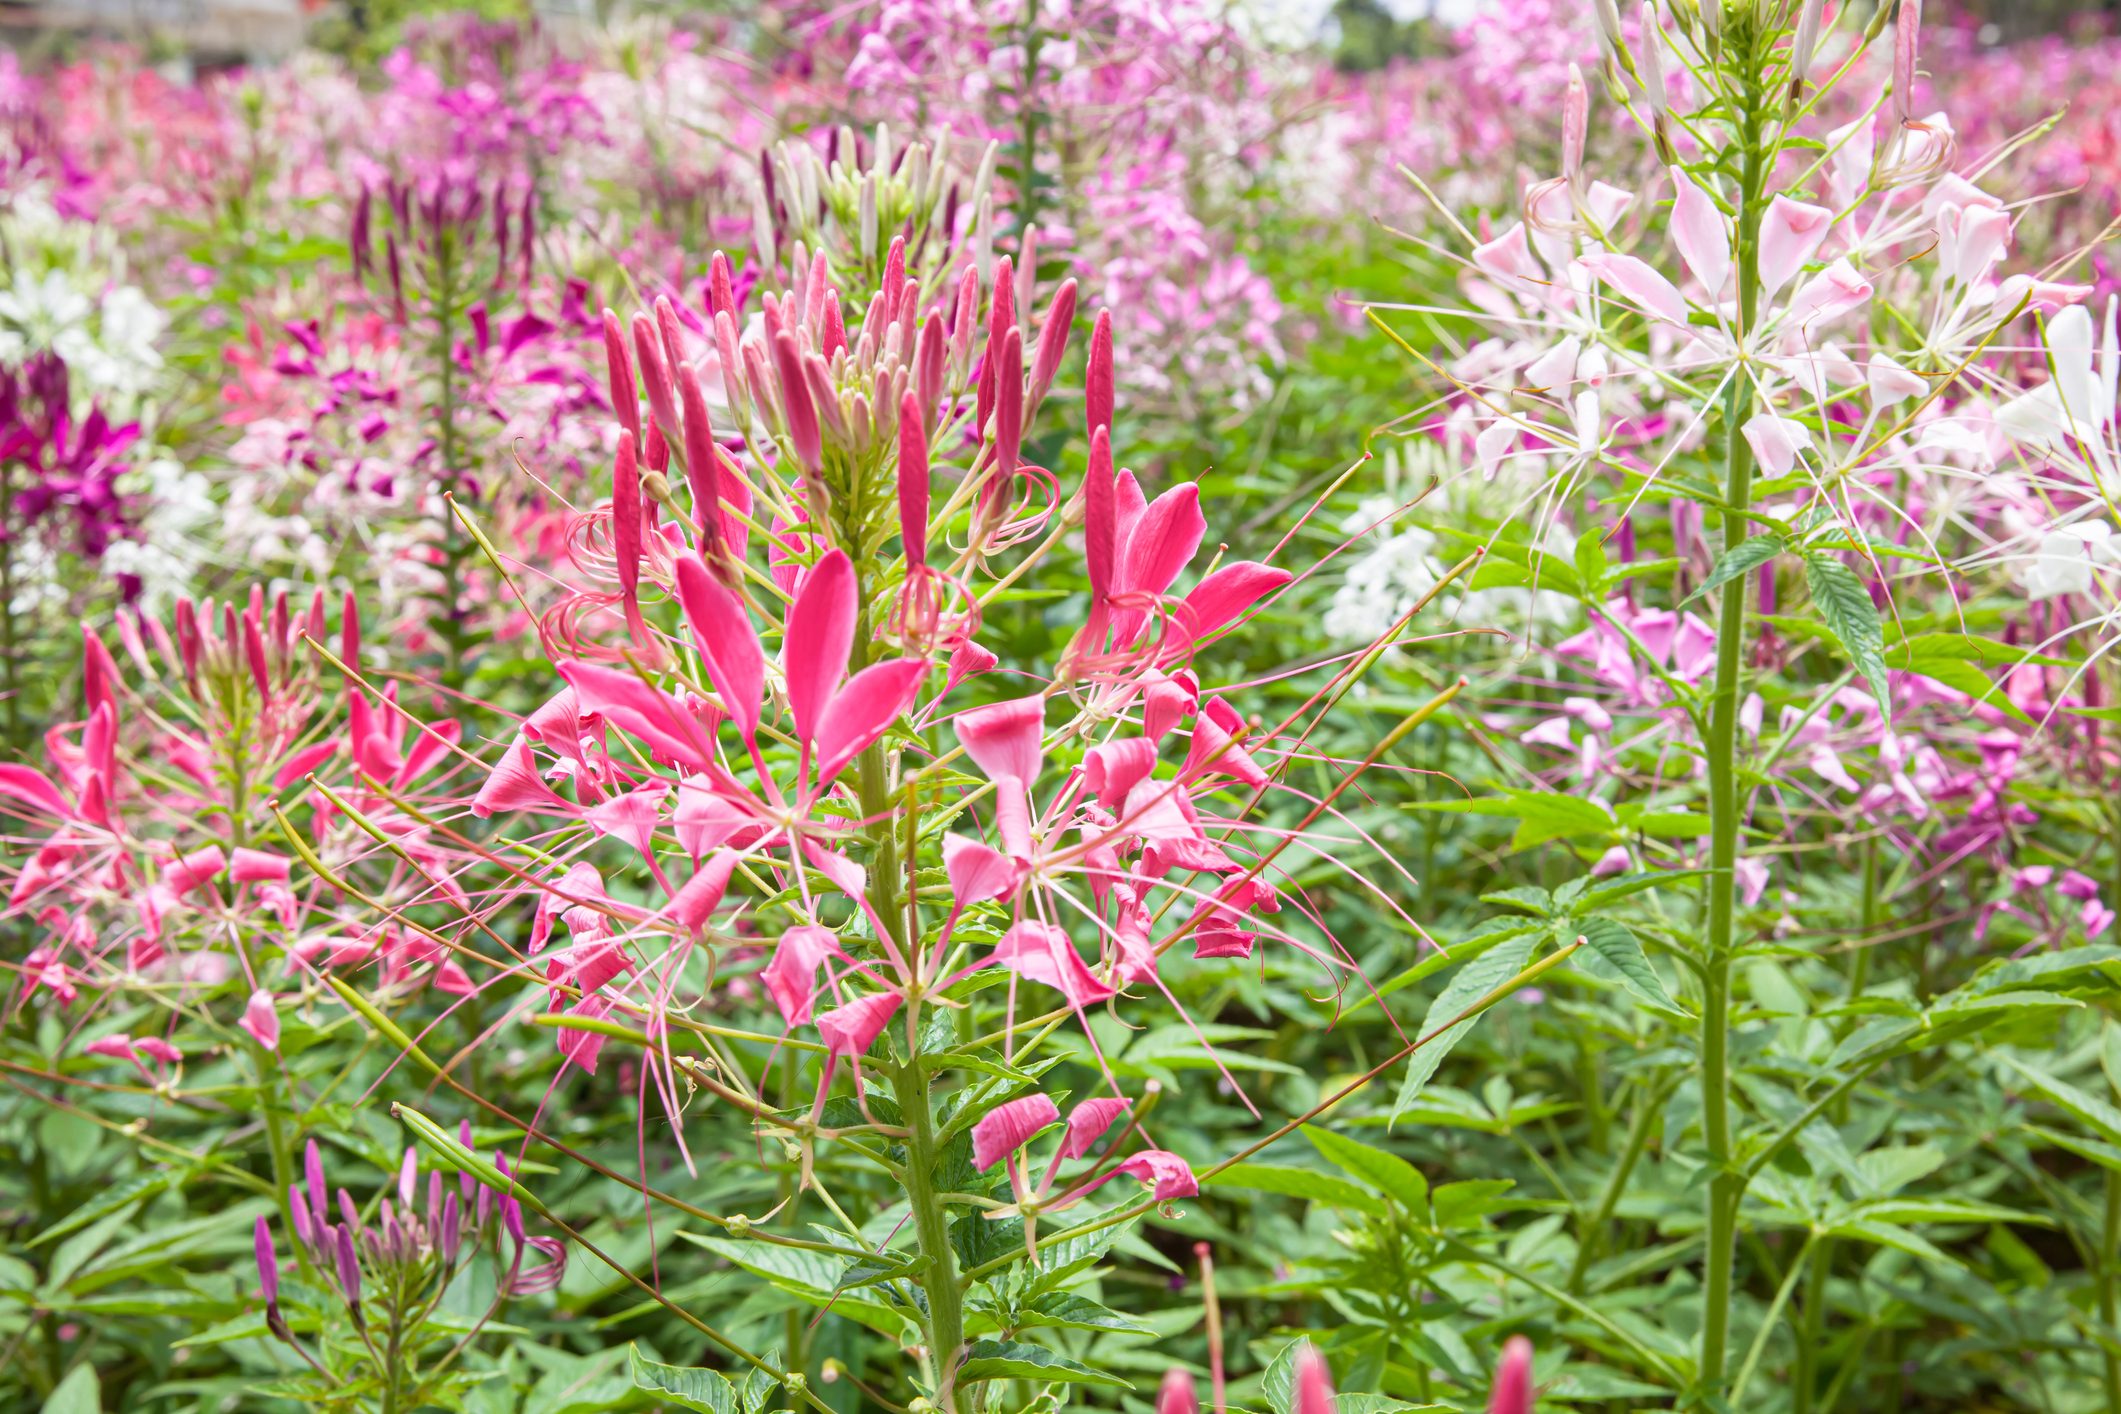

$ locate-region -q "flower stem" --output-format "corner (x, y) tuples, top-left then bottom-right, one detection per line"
(890, 1058), (966, 1411)
(1699, 40), (1770, 1407)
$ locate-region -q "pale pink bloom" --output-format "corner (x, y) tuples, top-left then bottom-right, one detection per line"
(1734, 856), (1769, 906)
(1577, 252), (1688, 325)
(1670, 169), (1731, 296)
(1867, 354), (1927, 407)
(1780, 259), (1872, 333)
(1592, 846), (1632, 877)
(1742, 414), (1813, 475)
(1759, 195), (1834, 295)
(971, 1094), (1061, 1171)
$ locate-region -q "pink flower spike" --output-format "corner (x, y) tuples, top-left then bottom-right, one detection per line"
(674, 553), (764, 744)
(230, 848), (291, 885)
(1577, 252), (1688, 326)
(971, 1093), (1061, 1171)
(164, 845), (229, 896)
(899, 389), (930, 571)
(785, 550), (856, 745)
(1292, 1345), (1335, 1414)
(1062, 1096), (1132, 1159)
(763, 925), (843, 1027)
(1759, 195), (1834, 295)
(1158, 1369), (1201, 1414)
(1086, 309), (1114, 441)
(1670, 169), (1731, 296)
(816, 991), (903, 1057)
(241, 989), (281, 1051)
(1489, 1335), (1535, 1414)
(993, 921), (1116, 1008)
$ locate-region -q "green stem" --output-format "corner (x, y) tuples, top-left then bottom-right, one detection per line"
(1567, 1072), (1675, 1294)
(1793, 1234), (1832, 1414)
(2105, 1165), (2121, 1414)
(1699, 44), (1770, 1408)
(891, 1060), (966, 1411)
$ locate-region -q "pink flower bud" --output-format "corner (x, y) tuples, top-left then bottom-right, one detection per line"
(630, 310), (680, 446)
(773, 331), (822, 470)
(1027, 276), (1077, 415)
(1293, 1345), (1335, 1414)
(899, 390), (930, 570)
(255, 1215), (279, 1306)
(603, 308), (640, 448)
(240, 989), (280, 1051)
(334, 1224), (361, 1305)
(678, 363), (723, 559)
(613, 431), (653, 652)
(708, 251), (738, 321)
(1157, 1369), (1200, 1414)
(1086, 308), (1114, 442)
(1489, 1335), (1534, 1414)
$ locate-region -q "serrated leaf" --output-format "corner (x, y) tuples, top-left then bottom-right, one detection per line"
(1999, 1056), (2121, 1148)
(1018, 1292), (1151, 1334)
(1804, 552), (1890, 713)
(629, 1346), (738, 1413)
(1572, 917), (1682, 1013)
(1693, 533), (1784, 601)
(957, 1339), (1132, 1388)
(1392, 932), (1538, 1124)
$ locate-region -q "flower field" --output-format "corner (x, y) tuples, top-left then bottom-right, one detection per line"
(4, 1), (2121, 1410)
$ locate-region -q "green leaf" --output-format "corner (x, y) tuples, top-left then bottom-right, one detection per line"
(1206, 1163), (1386, 1214)
(1572, 916), (1682, 1013)
(1391, 932), (1538, 1123)
(1804, 552), (1890, 713)
(629, 1345), (738, 1413)
(957, 1339), (1131, 1388)
(29, 1171), (175, 1248)
(44, 1366), (98, 1414)
(1303, 1127), (1430, 1215)
(1413, 791), (1617, 850)
(1692, 533), (1784, 601)
(1999, 1057), (2121, 1148)
(1017, 1292), (1151, 1334)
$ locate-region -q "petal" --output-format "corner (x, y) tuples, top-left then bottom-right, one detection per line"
(816, 991), (902, 1057)
(1061, 1096), (1131, 1159)
(1120, 483), (1207, 598)
(557, 660), (716, 773)
(1178, 561), (1291, 647)
(943, 833), (1022, 906)
(785, 549), (856, 744)
(763, 924), (843, 1027)
(1670, 168), (1731, 295)
(970, 1093), (1061, 1171)
(1759, 195), (1834, 294)
(1577, 252), (1689, 325)
(992, 920), (1115, 1007)
(955, 696), (1045, 785)
(813, 658), (929, 787)
(675, 553), (765, 743)
(471, 737), (577, 819)
(1116, 1149), (1198, 1200)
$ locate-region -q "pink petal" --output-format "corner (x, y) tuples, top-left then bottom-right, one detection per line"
(943, 833), (1022, 907)
(134, 1037), (183, 1065)
(85, 1034), (135, 1060)
(1179, 562), (1291, 647)
(666, 850), (741, 936)
(816, 991), (902, 1057)
(946, 640), (998, 694)
(972, 1093), (1062, 1171)
(241, 989), (281, 1050)
(992, 921), (1115, 1008)
(230, 848), (291, 885)
(1670, 168), (1731, 295)
(1061, 1097), (1131, 1159)
(785, 549), (856, 745)
(584, 780), (670, 860)
(1085, 738), (1158, 809)
(470, 738), (576, 819)
(1116, 1149), (1198, 1201)
(1759, 195), (1834, 295)
(813, 659), (929, 787)
(163, 845), (229, 896)
(675, 553), (765, 743)
(955, 696), (1045, 785)
(1578, 252), (1689, 325)
(764, 925), (843, 1026)
(0, 764), (71, 818)
(1120, 483), (1207, 599)
(557, 660), (715, 773)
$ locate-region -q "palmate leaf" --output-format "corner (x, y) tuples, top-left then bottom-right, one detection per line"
(1803, 551), (1891, 714)
(1572, 916), (1684, 1014)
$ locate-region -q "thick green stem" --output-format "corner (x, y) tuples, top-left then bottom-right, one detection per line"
(1699, 46), (1770, 1407)
(891, 1060), (966, 1410)
(2105, 1143), (2121, 1414)
(1793, 1235), (1832, 1414)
